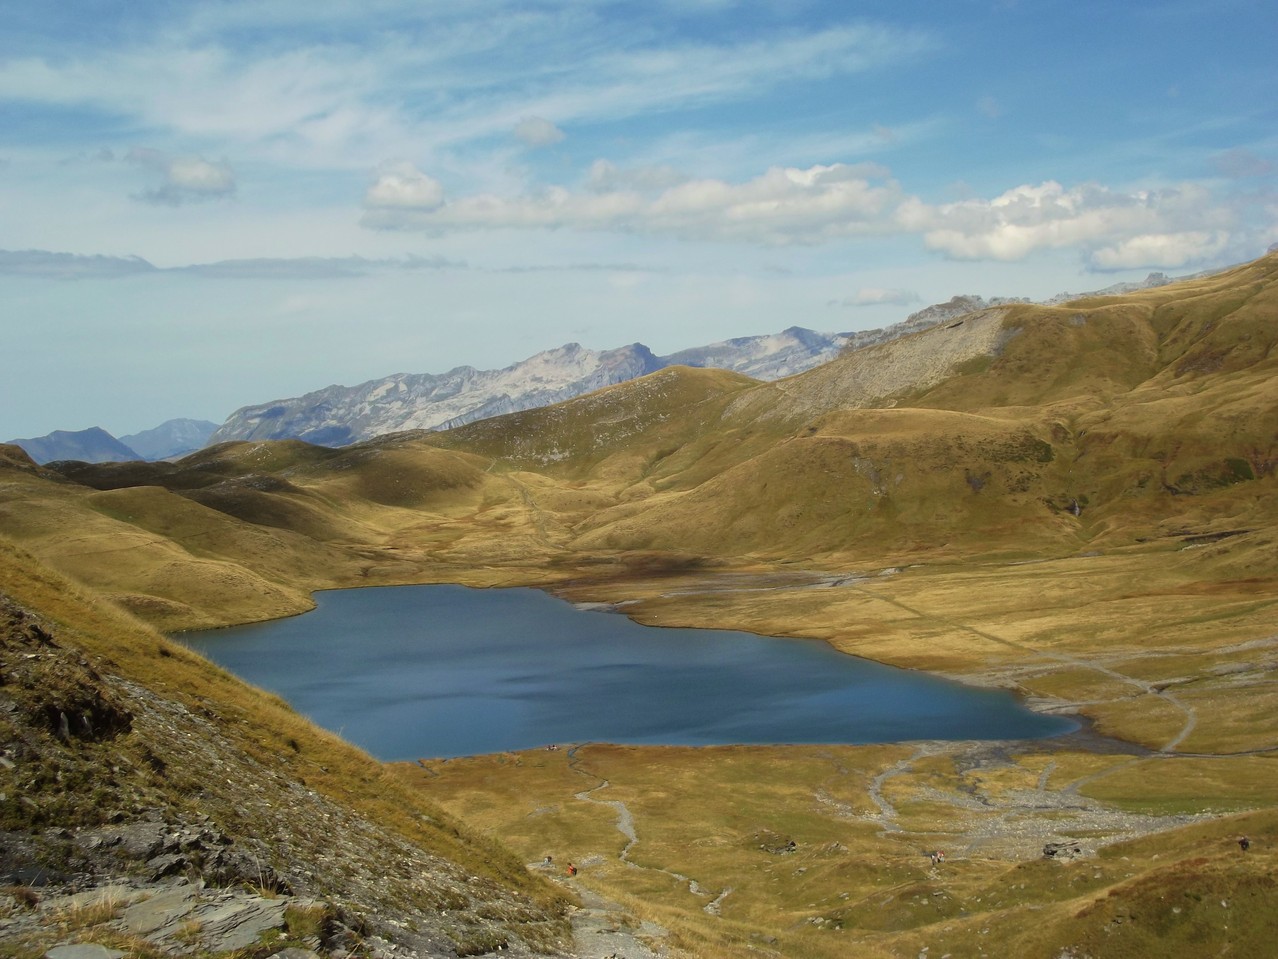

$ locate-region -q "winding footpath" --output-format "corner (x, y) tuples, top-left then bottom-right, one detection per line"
(563, 747), (737, 945)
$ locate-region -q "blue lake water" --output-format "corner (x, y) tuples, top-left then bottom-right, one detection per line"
(180, 584), (1075, 760)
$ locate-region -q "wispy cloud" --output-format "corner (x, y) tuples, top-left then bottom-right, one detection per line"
(177, 254), (464, 279)
(362, 161), (906, 244)
(1213, 148), (1275, 179)
(514, 117), (565, 148)
(0, 11), (931, 170)
(976, 95), (1003, 119)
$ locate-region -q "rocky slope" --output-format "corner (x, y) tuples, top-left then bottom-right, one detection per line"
(0, 545), (575, 957)
(206, 300), (1035, 450)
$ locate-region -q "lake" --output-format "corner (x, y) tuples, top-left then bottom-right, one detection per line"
(180, 584), (1076, 760)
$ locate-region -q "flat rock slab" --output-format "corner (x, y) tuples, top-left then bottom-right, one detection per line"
(120, 884), (201, 936)
(118, 883), (289, 952)
(45, 946), (125, 959)
(567, 886), (668, 959)
(190, 897), (289, 952)
(38, 885), (150, 916)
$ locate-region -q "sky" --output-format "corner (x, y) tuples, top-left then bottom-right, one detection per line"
(2, 0), (1276, 440)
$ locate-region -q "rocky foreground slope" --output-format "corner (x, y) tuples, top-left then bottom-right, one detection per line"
(0, 542), (578, 958)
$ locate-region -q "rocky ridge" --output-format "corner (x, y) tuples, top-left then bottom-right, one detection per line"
(201, 287), (1097, 450)
(205, 308), (1012, 450)
(206, 343), (665, 448)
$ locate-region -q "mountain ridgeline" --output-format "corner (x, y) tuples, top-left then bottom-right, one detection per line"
(206, 299), (1041, 448)
(8, 275), (1178, 462)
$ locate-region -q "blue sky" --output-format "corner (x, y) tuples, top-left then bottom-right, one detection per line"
(2, 0), (1276, 439)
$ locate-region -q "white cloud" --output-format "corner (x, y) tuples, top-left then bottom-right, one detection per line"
(167, 156), (236, 194)
(1088, 231), (1231, 271)
(363, 161), (906, 244)
(364, 162), (445, 210)
(127, 149), (236, 205)
(908, 180), (1235, 268)
(515, 117), (565, 148)
(360, 163), (1253, 269)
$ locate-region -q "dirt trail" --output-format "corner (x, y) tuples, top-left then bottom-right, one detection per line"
(862, 745), (942, 832)
(574, 777), (638, 861)
(565, 747), (731, 939)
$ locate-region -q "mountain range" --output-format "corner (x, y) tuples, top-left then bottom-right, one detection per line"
(7, 271), (1191, 465)
(6, 418), (218, 465)
(2, 293), (1056, 464)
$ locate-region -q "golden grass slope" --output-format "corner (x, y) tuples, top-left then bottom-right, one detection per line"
(556, 254), (1278, 565)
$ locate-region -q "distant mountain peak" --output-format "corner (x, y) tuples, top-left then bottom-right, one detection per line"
(121, 418), (219, 461)
(7, 426), (140, 465)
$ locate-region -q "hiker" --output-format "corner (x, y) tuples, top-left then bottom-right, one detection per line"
(567, 863), (577, 877)
(1239, 836), (1251, 852)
